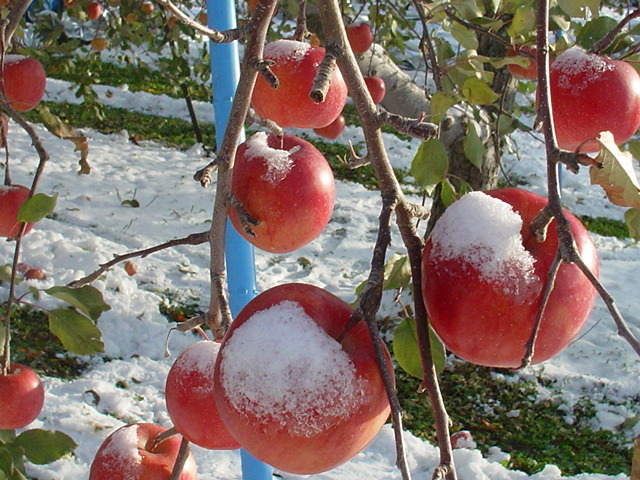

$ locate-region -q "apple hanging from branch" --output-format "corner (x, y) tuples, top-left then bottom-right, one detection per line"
(0, 363), (45, 430)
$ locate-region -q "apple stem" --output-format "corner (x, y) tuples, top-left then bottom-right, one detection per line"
(168, 436), (192, 480)
(535, 0), (640, 361)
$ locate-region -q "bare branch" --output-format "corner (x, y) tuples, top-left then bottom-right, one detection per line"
(310, 46), (340, 103)
(252, 58), (279, 89)
(293, 0), (308, 42)
(377, 108), (438, 140)
(68, 231), (209, 288)
(229, 194), (260, 238)
(169, 437), (192, 480)
(589, 8), (640, 55)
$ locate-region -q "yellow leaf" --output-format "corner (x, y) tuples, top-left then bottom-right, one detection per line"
(589, 132), (640, 210)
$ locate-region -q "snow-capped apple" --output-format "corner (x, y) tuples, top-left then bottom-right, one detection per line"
(2, 55), (46, 112)
(213, 283), (392, 474)
(313, 114), (345, 139)
(546, 47), (640, 153)
(0, 363), (45, 429)
(364, 76), (386, 104)
(229, 131), (335, 253)
(0, 185), (35, 238)
(346, 22), (374, 54)
(165, 341), (240, 450)
(251, 39), (348, 129)
(507, 45), (538, 80)
(89, 423), (197, 480)
(421, 188), (599, 368)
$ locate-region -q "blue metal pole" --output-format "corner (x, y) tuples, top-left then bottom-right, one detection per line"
(206, 2), (272, 480)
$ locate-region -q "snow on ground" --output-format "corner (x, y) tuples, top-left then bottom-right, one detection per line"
(0, 75), (639, 480)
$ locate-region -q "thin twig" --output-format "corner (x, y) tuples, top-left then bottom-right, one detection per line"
(377, 109), (438, 140)
(310, 45), (340, 103)
(293, 0), (308, 41)
(68, 231), (209, 288)
(589, 8), (640, 55)
(169, 437), (192, 480)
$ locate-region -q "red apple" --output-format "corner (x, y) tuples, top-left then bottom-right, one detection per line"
(89, 423), (197, 480)
(313, 114), (345, 139)
(213, 283), (392, 474)
(86, 1), (102, 20)
(140, 1), (154, 14)
(0, 185), (35, 238)
(346, 22), (374, 54)
(0, 363), (45, 430)
(546, 46), (640, 153)
(421, 188), (599, 368)
(251, 39), (348, 129)
(165, 341), (240, 450)
(364, 76), (386, 104)
(229, 131), (335, 253)
(2, 55), (46, 112)
(507, 45), (538, 80)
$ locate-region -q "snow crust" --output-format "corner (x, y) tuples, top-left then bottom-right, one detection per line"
(264, 39), (311, 63)
(219, 300), (367, 437)
(552, 46), (614, 92)
(430, 191), (537, 293)
(242, 131), (298, 184)
(172, 341), (219, 394)
(99, 424), (141, 479)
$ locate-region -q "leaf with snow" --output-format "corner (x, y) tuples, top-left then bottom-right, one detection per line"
(589, 132), (640, 209)
(14, 430), (77, 465)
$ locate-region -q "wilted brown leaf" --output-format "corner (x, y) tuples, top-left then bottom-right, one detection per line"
(590, 131), (640, 210)
(36, 105), (90, 175)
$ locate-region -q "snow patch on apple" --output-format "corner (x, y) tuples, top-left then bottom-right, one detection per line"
(244, 131), (298, 184)
(264, 39), (310, 63)
(430, 191), (537, 293)
(219, 300), (368, 437)
(172, 341), (218, 393)
(552, 47), (614, 91)
(100, 424), (142, 476)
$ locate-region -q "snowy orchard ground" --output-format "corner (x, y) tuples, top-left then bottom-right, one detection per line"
(0, 77), (639, 480)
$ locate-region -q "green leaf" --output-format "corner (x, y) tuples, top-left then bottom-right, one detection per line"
(393, 317), (446, 379)
(506, 4), (536, 38)
(590, 132), (640, 210)
(449, 21), (479, 50)
(48, 309), (104, 355)
(461, 77), (499, 105)
(411, 138), (449, 195)
(463, 120), (484, 168)
(0, 447), (13, 477)
(383, 253), (412, 291)
(0, 432), (15, 446)
(576, 17), (619, 50)
(14, 430), (77, 465)
(628, 140), (640, 162)
(557, 0), (599, 18)
(440, 178), (457, 207)
(17, 193), (58, 224)
(45, 285), (111, 321)
(430, 92), (454, 124)
(625, 209), (640, 242)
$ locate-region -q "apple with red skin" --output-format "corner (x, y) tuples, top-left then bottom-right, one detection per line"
(251, 39), (348, 129)
(2, 55), (46, 112)
(0, 185), (35, 238)
(364, 76), (386, 104)
(0, 363), (45, 430)
(346, 22), (374, 54)
(313, 114), (345, 139)
(86, 1), (102, 20)
(507, 45), (538, 80)
(229, 131), (335, 253)
(89, 423), (197, 480)
(421, 187), (599, 368)
(546, 46), (640, 153)
(213, 283), (392, 474)
(165, 341), (240, 450)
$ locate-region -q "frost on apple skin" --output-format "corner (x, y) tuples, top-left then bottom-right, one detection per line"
(243, 131), (299, 184)
(171, 341), (219, 395)
(264, 39), (310, 64)
(552, 46), (615, 93)
(99, 424), (142, 478)
(219, 300), (369, 438)
(429, 191), (538, 296)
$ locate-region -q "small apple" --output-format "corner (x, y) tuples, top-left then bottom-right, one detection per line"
(346, 22), (374, 54)
(313, 114), (345, 139)
(507, 45), (538, 80)
(546, 46), (640, 153)
(214, 283), (392, 474)
(0, 363), (45, 430)
(422, 188), (599, 368)
(90, 37), (109, 51)
(451, 430), (476, 449)
(229, 131), (335, 253)
(140, 1), (154, 14)
(251, 39), (348, 129)
(86, 1), (102, 20)
(25, 268), (46, 280)
(0, 185), (35, 238)
(89, 423), (197, 480)
(2, 55), (46, 112)
(165, 341), (240, 450)
(364, 76), (386, 104)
